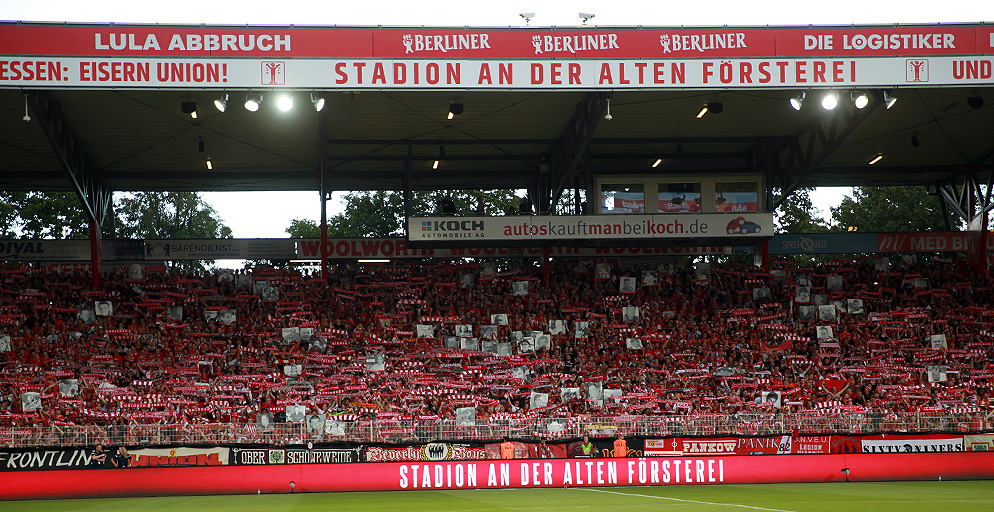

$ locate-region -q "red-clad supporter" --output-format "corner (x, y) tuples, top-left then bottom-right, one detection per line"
(0, 258), (991, 443)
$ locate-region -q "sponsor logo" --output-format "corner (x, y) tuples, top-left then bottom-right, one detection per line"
(907, 59), (928, 82)
(233, 448), (356, 465)
(532, 34), (619, 55)
(682, 440), (737, 454)
(403, 33), (491, 53)
(418, 220), (486, 239)
(0, 241), (45, 259)
(262, 61), (285, 85)
(422, 443), (452, 461)
(659, 32), (747, 53)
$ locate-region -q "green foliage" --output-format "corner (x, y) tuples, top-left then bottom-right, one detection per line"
(830, 186), (958, 232)
(0, 192), (91, 239)
(773, 188), (829, 234)
(115, 192), (232, 240)
(285, 219), (322, 239)
(325, 190), (524, 238)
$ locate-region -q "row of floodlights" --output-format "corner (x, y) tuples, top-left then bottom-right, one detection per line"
(181, 93), (327, 115)
(789, 90), (896, 111)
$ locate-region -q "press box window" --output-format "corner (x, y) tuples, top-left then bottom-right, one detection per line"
(714, 182), (759, 212)
(601, 184), (644, 214)
(658, 183), (702, 213)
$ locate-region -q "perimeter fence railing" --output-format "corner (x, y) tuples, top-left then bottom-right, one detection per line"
(2, 412), (991, 448)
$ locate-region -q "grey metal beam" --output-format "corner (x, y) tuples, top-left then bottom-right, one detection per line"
(25, 91), (113, 225)
(548, 92), (609, 212)
(770, 100), (881, 210)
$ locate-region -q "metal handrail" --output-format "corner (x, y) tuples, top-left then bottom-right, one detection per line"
(1, 411), (989, 448)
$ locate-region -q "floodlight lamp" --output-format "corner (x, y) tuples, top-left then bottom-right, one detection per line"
(579, 12), (595, 24)
(244, 94), (262, 112)
(206, 156), (213, 170)
(696, 106), (708, 119)
(432, 159), (440, 170)
(652, 158), (662, 168)
(851, 91), (869, 109)
(276, 94), (293, 112)
(967, 96), (984, 109)
(868, 154), (883, 165)
(448, 102), (463, 120)
(519, 13), (535, 24)
(310, 93), (325, 112)
(707, 101), (723, 114)
(790, 92), (805, 111)
(181, 101), (197, 118)
(883, 91), (897, 109)
(213, 93), (228, 112)
(821, 91), (839, 110)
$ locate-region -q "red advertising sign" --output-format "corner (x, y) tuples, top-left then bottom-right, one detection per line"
(2, 24), (990, 60)
(876, 232), (982, 253)
(776, 26), (978, 56)
(0, 25), (372, 57)
(5, 453), (994, 499)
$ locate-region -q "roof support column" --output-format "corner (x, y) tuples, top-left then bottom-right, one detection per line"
(546, 92), (609, 214)
(26, 90), (112, 289)
(319, 107), (329, 280)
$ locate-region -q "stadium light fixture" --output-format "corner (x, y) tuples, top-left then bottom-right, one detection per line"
(519, 13), (535, 25)
(206, 156), (213, 170)
(967, 95), (984, 109)
(447, 102), (463, 120)
(911, 132), (920, 147)
(652, 158), (662, 168)
(244, 94), (263, 112)
(213, 93), (228, 112)
(198, 137), (205, 153)
(696, 105), (708, 119)
(181, 101), (197, 119)
(883, 91), (897, 109)
(789, 92), (805, 111)
(821, 91), (839, 110)
(276, 94), (293, 112)
(707, 102), (723, 114)
(868, 154), (883, 165)
(310, 93), (326, 112)
(579, 13), (595, 24)
(851, 91), (869, 109)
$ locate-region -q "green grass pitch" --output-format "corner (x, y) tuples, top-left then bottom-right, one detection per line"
(3, 482), (993, 511)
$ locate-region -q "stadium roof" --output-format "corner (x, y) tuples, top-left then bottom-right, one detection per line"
(0, 23), (991, 203)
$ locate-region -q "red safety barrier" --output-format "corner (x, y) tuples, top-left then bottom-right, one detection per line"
(2, 453), (992, 500)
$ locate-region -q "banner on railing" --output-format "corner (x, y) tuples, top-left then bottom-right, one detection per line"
(0, 447), (91, 471)
(230, 446), (360, 465)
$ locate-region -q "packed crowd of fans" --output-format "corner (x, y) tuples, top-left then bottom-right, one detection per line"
(1, 255), (993, 440)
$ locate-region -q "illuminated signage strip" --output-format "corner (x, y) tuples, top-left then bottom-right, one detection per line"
(0, 56), (988, 89)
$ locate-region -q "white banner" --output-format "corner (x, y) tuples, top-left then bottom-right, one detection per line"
(0, 56), (989, 89)
(408, 213), (773, 242)
(144, 239), (294, 260)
